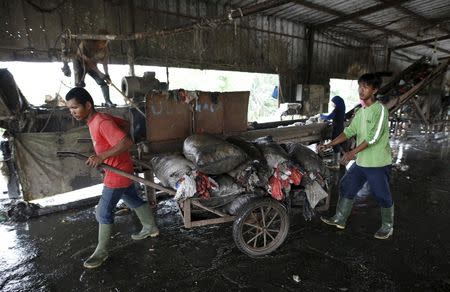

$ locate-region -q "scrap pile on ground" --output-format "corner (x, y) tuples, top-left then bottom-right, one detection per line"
(150, 134), (328, 217)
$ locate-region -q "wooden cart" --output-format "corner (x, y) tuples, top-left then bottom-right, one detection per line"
(57, 151), (329, 257)
(56, 91), (330, 257)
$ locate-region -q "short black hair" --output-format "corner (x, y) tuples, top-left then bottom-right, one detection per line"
(65, 87), (94, 106)
(358, 73), (382, 89)
(358, 72), (392, 89)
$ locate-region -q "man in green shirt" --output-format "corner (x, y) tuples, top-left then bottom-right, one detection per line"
(318, 72), (394, 240)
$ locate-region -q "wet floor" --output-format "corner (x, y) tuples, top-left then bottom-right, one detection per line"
(1, 135), (449, 291)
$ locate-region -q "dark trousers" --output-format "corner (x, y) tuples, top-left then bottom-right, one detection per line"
(340, 163), (393, 208)
(73, 58), (107, 87)
(96, 184), (145, 224)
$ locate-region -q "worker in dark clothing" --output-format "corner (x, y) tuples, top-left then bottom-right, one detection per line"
(320, 95), (346, 168)
(62, 29), (115, 107)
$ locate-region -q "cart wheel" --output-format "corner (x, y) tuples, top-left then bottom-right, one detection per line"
(233, 198), (289, 257)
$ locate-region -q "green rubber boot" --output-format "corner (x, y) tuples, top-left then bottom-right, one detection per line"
(320, 197), (354, 229)
(83, 224), (112, 269)
(374, 204), (394, 240)
(131, 204), (159, 240)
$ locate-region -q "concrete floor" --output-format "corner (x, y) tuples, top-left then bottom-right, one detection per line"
(0, 135), (449, 292)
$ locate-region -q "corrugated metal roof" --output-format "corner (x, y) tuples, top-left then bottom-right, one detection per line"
(264, 4), (334, 24)
(307, 0), (380, 15)
(359, 7), (410, 28)
(248, 0), (450, 59)
(0, 0), (448, 66)
(403, 0), (450, 19)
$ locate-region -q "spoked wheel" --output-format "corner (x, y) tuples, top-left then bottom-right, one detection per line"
(233, 198), (289, 257)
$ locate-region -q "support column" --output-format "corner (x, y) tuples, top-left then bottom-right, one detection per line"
(144, 170), (156, 207)
(385, 48), (391, 71)
(305, 26), (314, 84)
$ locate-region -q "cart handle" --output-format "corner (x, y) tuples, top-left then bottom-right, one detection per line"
(56, 151), (176, 195)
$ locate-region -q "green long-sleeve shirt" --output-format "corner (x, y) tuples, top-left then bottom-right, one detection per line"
(343, 101), (392, 167)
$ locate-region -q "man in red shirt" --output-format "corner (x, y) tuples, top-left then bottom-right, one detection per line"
(65, 87), (159, 269)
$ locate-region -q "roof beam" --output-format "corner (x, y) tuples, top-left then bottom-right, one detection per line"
(265, 3), (298, 17)
(290, 0), (450, 55)
(314, 0), (411, 29)
(393, 34), (450, 50)
(233, 0), (292, 16)
(379, 0), (450, 34)
(66, 0), (291, 40)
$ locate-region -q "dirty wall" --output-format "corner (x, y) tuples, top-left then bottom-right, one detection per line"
(0, 0), (390, 106)
(14, 127), (102, 201)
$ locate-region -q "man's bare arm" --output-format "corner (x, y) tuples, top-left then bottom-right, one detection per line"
(86, 136), (133, 168)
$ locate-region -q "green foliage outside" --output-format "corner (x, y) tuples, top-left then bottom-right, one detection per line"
(329, 78), (360, 110)
(247, 74), (279, 123)
(214, 73), (279, 123)
(0, 61), (281, 123)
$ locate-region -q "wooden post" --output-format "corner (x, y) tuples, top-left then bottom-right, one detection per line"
(411, 98), (429, 127)
(183, 198), (191, 228)
(144, 170), (156, 207)
(385, 48), (391, 71)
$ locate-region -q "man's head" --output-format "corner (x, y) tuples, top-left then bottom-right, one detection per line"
(95, 29), (109, 49)
(358, 73), (381, 101)
(65, 87), (95, 121)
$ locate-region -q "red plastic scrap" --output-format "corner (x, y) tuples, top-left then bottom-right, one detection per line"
(195, 172), (217, 199)
(289, 167), (303, 185)
(269, 167), (303, 201)
(269, 175), (284, 200)
(178, 89), (189, 103)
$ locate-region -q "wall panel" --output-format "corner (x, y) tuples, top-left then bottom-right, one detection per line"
(0, 0), (389, 101)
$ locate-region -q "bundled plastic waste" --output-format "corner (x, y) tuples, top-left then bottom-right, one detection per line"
(221, 193), (259, 216)
(227, 160), (260, 189)
(183, 134), (247, 175)
(266, 166), (303, 200)
(150, 154), (194, 189)
(226, 137), (271, 191)
(256, 141), (289, 170)
(287, 142), (329, 219)
(150, 154), (218, 200)
(150, 134), (328, 217)
(195, 172), (218, 199)
(174, 173), (197, 200)
(287, 143), (328, 187)
(201, 175), (245, 209)
(305, 180), (328, 208)
(287, 143), (328, 177)
(256, 142), (303, 200)
(172, 171), (219, 201)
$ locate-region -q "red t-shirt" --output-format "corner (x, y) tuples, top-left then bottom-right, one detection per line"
(87, 112), (134, 188)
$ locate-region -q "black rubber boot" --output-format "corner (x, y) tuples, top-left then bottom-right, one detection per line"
(374, 205), (394, 240)
(101, 85), (115, 107)
(320, 197), (354, 229)
(61, 62), (71, 77)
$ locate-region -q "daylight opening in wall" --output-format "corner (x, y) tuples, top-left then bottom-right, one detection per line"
(0, 61), (279, 123)
(329, 78), (360, 112)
